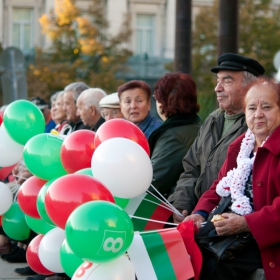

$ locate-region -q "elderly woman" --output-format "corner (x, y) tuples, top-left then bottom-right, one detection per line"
(117, 80), (163, 138)
(184, 76), (280, 280)
(52, 91), (72, 135)
(148, 72), (201, 198)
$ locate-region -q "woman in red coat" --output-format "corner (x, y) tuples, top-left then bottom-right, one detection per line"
(183, 76), (280, 280)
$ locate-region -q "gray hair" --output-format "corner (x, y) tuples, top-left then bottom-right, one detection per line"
(64, 82), (89, 103)
(50, 91), (62, 105)
(242, 71), (257, 86)
(78, 88), (107, 113)
(56, 91), (65, 100)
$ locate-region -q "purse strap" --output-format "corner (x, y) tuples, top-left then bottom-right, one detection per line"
(195, 196), (232, 238)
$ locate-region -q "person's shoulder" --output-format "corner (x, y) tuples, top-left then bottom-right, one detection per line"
(151, 115), (163, 123)
(207, 108), (224, 119)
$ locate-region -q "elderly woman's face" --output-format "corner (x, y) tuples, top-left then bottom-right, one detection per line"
(245, 83), (280, 141)
(120, 88), (151, 124)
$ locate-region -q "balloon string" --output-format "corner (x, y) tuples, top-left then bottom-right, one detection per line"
(146, 189), (175, 212)
(147, 186), (183, 216)
(129, 215), (177, 227)
(142, 198), (174, 213)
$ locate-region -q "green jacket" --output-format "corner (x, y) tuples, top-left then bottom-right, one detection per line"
(168, 109), (247, 213)
(148, 114), (201, 198)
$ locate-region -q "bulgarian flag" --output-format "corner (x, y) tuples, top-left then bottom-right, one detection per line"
(123, 193), (173, 231)
(127, 228), (194, 280)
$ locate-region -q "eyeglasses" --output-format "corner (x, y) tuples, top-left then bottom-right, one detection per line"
(101, 109), (121, 119)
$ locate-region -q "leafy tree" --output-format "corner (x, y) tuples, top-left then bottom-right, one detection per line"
(27, 0), (132, 100)
(192, 0), (280, 121)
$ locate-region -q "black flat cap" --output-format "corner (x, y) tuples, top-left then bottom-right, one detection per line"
(30, 97), (49, 109)
(211, 53), (265, 76)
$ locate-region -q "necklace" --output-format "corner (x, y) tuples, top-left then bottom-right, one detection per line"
(216, 129), (256, 215)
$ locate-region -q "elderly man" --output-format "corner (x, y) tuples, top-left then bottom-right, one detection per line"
(30, 97), (56, 133)
(99, 92), (124, 121)
(76, 88), (106, 131)
(63, 82), (90, 131)
(168, 53), (265, 223)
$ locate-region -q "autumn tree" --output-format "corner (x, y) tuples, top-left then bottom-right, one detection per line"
(192, 0), (280, 121)
(27, 0), (132, 100)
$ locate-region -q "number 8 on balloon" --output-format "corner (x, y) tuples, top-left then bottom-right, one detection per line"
(65, 201), (134, 263)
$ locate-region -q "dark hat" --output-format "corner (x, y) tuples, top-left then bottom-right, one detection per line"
(30, 97), (49, 109)
(211, 53), (265, 76)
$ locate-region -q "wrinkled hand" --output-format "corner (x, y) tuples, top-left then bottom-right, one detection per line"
(173, 210), (188, 224)
(183, 214), (205, 229)
(214, 213), (250, 236)
(17, 169), (32, 184)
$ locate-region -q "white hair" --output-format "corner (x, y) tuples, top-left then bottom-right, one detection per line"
(242, 71), (257, 86)
(56, 91), (65, 100)
(78, 88), (107, 113)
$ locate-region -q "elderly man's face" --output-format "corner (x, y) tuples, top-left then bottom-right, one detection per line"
(63, 91), (79, 123)
(76, 98), (94, 127)
(245, 83), (280, 143)
(119, 88), (151, 124)
(215, 71), (245, 115)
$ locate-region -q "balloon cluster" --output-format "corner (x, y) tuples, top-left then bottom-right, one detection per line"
(0, 102), (153, 279)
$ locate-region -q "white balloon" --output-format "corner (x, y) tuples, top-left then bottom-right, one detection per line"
(0, 182), (13, 215)
(91, 138), (153, 198)
(0, 124), (24, 167)
(38, 227), (65, 273)
(72, 256), (135, 280)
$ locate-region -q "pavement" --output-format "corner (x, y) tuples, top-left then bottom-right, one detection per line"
(0, 259), (27, 280)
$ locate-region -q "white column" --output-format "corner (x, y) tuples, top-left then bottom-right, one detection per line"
(0, 0), (4, 46)
(164, 0), (175, 59)
(107, 0), (127, 36)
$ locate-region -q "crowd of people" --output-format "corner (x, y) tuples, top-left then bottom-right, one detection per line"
(0, 52), (279, 280)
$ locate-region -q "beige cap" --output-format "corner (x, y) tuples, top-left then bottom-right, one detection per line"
(99, 92), (120, 109)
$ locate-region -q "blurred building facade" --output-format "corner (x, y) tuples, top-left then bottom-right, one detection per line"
(0, 0), (280, 81)
(0, 0), (215, 79)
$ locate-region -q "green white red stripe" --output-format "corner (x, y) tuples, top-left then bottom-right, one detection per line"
(124, 194), (173, 231)
(127, 228), (194, 280)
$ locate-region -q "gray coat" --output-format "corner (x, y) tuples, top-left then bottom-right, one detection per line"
(168, 109), (248, 213)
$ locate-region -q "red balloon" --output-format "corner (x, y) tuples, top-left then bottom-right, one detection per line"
(0, 164), (16, 181)
(26, 234), (54, 275)
(60, 130), (96, 173)
(45, 174), (115, 229)
(18, 176), (47, 218)
(94, 119), (150, 156)
(0, 111), (3, 126)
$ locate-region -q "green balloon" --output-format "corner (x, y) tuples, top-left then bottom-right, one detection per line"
(37, 179), (57, 226)
(4, 100), (45, 145)
(60, 239), (83, 277)
(65, 201), (134, 263)
(114, 196), (129, 209)
(25, 215), (55, 234)
(23, 133), (68, 180)
(75, 168), (93, 176)
(2, 202), (30, 240)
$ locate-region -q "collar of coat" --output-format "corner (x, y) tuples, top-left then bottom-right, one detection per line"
(148, 114), (201, 155)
